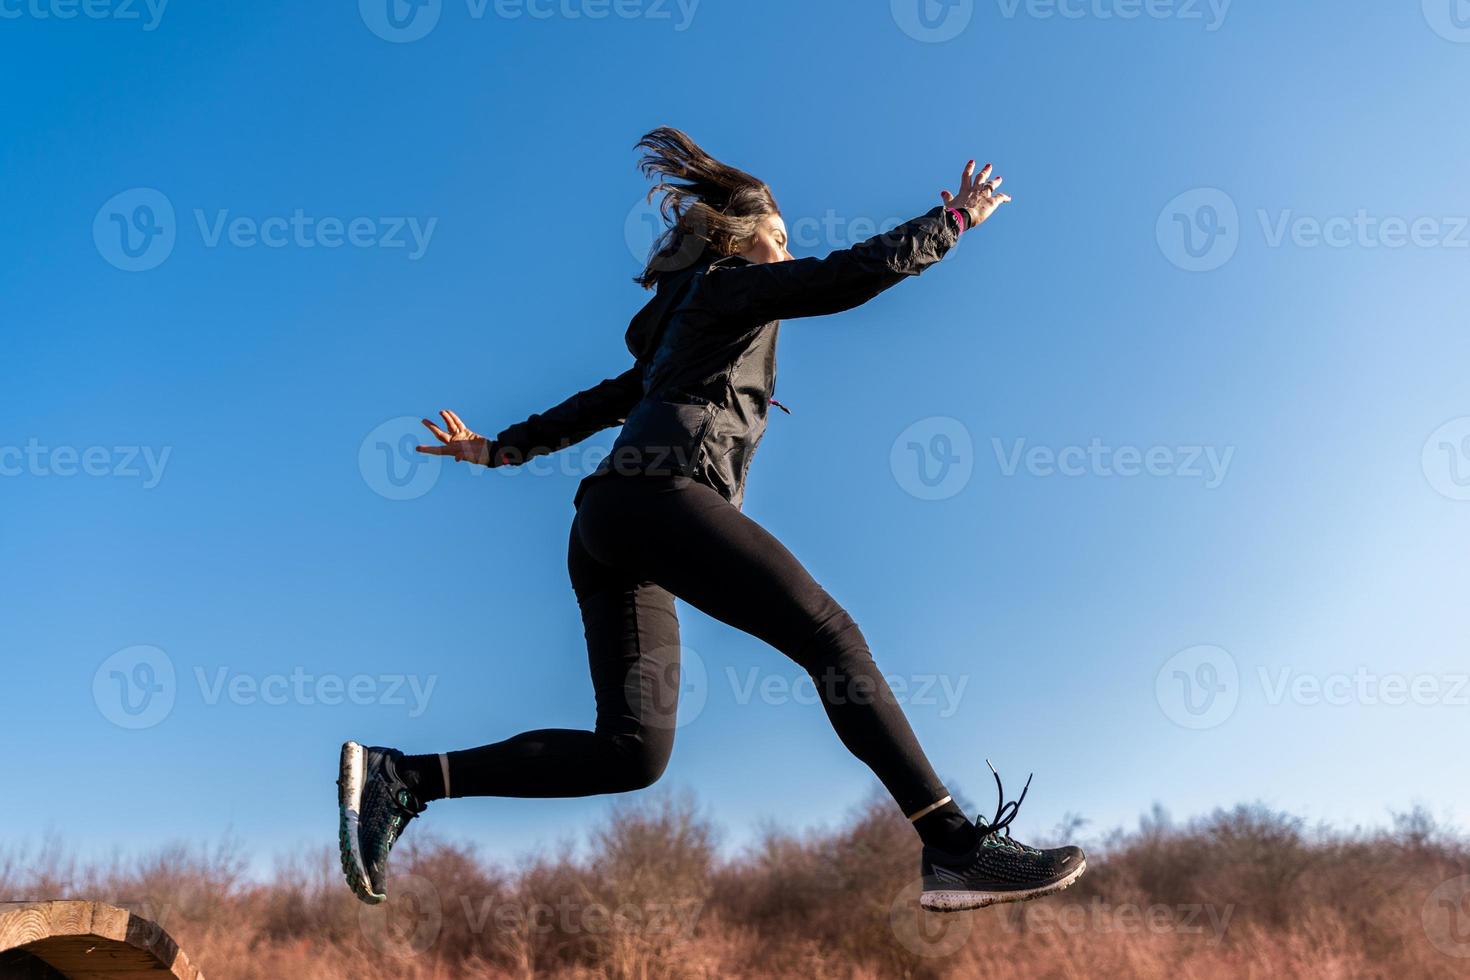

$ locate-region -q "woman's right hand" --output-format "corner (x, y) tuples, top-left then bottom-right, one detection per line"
(416, 409), (491, 465)
(940, 161), (1012, 230)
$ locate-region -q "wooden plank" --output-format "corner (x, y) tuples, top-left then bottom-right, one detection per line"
(0, 903), (203, 980)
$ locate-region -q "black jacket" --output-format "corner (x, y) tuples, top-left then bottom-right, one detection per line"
(484, 205), (966, 509)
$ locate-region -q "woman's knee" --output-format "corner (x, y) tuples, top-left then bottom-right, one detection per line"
(609, 731), (673, 791)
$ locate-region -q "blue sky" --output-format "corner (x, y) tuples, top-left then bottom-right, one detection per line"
(3, 0), (1468, 870)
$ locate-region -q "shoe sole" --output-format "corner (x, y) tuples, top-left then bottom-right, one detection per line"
(919, 858), (1087, 912)
(337, 741), (386, 905)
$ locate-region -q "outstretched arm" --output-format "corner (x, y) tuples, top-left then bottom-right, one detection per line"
(700, 161), (1011, 324)
(415, 366), (643, 466)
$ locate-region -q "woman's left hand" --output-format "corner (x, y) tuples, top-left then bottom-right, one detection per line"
(940, 161), (1012, 229)
(416, 409), (490, 465)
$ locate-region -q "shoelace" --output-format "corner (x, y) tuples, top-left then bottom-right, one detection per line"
(977, 759), (1038, 853)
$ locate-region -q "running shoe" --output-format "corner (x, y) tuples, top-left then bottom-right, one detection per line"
(337, 741), (426, 904)
(919, 761), (1086, 912)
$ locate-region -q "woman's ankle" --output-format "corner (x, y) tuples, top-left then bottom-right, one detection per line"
(913, 801), (977, 854)
(399, 752), (450, 803)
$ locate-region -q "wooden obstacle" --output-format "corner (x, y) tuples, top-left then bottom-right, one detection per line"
(0, 902), (203, 980)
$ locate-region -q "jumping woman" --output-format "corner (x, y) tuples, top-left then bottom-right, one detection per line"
(337, 128), (1086, 913)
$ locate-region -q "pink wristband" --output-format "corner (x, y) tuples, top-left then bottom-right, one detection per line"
(946, 207), (967, 233)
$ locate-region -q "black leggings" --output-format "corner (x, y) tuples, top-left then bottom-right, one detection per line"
(440, 475), (956, 825)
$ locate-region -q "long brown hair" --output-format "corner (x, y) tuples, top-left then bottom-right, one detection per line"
(634, 127), (780, 289)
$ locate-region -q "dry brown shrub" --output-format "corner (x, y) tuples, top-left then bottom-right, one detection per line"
(4, 796), (1466, 979)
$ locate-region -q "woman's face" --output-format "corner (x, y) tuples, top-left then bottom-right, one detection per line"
(736, 213), (793, 265)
